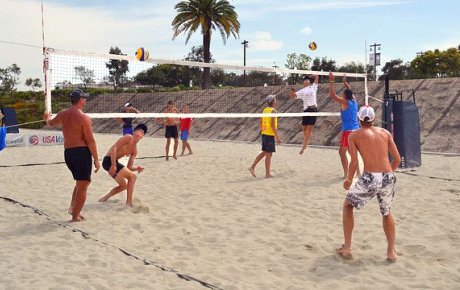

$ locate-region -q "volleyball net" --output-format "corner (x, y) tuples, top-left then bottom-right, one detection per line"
(44, 47), (368, 119)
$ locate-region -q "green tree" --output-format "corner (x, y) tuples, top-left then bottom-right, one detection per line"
(211, 68), (226, 86)
(106, 46), (130, 89)
(410, 48), (460, 78)
(74, 66), (95, 88)
(172, 0), (240, 89)
(338, 62), (365, 74)
(182, 45), (216, 88)
(135, 64), (191, 87)
(25, 78), (43, 91)
(0, 64), (21, 94)
(184, 45), (215, 63)
(378, 59), (409, 80)
(337, 62), (370, 82)
(310, 57), (337, 82)
(311, 57), (337, 72)
(284, 53), (312, 84)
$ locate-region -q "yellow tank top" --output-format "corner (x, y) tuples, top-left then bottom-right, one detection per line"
(261, 107), (277, 136)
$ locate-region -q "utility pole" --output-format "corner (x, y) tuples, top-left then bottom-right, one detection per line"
(241, 40), (248, 86)
(369, 43), (381, 80)
(272, 62), (279, 85)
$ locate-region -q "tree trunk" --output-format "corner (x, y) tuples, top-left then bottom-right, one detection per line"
(202, 26), (211, 89)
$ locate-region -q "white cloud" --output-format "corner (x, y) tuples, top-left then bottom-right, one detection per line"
(273, 1), (406, 12)
(249, 32), (283, 52)
(301, 27), (312, 36)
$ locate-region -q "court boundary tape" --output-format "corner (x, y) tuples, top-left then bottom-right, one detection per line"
(0, 195), (224, 290)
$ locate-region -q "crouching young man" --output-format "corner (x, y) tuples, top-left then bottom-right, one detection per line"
(99, 124), (147, 206)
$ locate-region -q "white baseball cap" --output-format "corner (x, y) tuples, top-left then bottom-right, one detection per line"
(124, 102), (133, 108)
(266, 95), (276, 103)
(358, 105), (375, 122)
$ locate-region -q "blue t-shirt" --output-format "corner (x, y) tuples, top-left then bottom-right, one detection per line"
(341, 99), (359, 131)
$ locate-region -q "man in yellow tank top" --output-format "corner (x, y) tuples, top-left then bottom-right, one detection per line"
(248, 95), (282, 178)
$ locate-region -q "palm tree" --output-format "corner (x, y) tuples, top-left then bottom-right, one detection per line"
(172, 0), (240, 89)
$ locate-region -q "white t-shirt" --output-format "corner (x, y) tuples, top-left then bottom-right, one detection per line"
(296, 83), (318, 110)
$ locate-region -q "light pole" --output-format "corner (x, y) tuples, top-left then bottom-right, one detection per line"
(242, 40), (248, 86)
(272, 62), (279, 85)
(369, 43), (381, 80)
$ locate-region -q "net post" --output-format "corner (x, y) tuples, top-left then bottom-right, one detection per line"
(43, 47), (52, 114)
(364, 74), (369, 106)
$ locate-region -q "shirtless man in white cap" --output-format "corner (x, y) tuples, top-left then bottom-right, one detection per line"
(337, 105), (401, 261)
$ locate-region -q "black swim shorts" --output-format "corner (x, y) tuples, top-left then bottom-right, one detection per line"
(64, 147), (92, 181)
(102, 156), (125, 177)
(302, 107), (318, 126)
(165, 125), (178, 139)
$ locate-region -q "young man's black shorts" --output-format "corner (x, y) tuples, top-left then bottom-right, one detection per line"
(302, 107), (318, 126)
(102, 156), (125, 178)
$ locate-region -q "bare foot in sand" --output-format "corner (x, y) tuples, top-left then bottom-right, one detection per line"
(165, 156), (169, 161)
(299, 145), (307, 155)
(248, 167), (256, 177)
(69, 216), (84, 223)
(173, 155), (177, 160)
(265, 174), (273, 178)
(98, 195), (109, 202)
(387, 250), (397, 262)
(68, 209), (85, 220)
(336, 245), (352, 259)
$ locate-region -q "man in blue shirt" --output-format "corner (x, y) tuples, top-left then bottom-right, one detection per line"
(328, 72), (361, 179)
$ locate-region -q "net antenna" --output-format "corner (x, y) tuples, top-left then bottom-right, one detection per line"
(43, 47), (368, 119)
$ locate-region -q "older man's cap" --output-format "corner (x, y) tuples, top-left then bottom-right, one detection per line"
(70, 89), (89, 102)
(124, 102), (133, 108)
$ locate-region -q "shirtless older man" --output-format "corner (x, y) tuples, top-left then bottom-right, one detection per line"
(98, 124), (147, 206)
(337, 106), (401, 261)
(157, 100), (180, 160)
(44, 89), (100, 222)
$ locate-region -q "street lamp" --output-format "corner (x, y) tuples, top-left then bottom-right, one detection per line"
(369, 43), (381, 80)
(272, 62), (279, 85)
(241, 40), (248, 86)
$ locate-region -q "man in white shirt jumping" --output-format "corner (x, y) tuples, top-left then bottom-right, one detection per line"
(290, 74), (319, 154)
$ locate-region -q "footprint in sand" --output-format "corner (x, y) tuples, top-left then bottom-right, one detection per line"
(130, 199), (150, 214)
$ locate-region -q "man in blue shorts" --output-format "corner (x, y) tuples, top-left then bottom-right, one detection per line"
(119, 102), (140, 135)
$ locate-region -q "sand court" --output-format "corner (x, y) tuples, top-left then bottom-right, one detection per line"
(1, 131), (459, 289)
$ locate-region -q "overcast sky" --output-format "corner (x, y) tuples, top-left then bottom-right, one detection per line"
(1, 0), (459, 89)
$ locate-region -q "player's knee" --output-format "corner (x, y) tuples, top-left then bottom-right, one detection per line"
(127, 173), (137, 182)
